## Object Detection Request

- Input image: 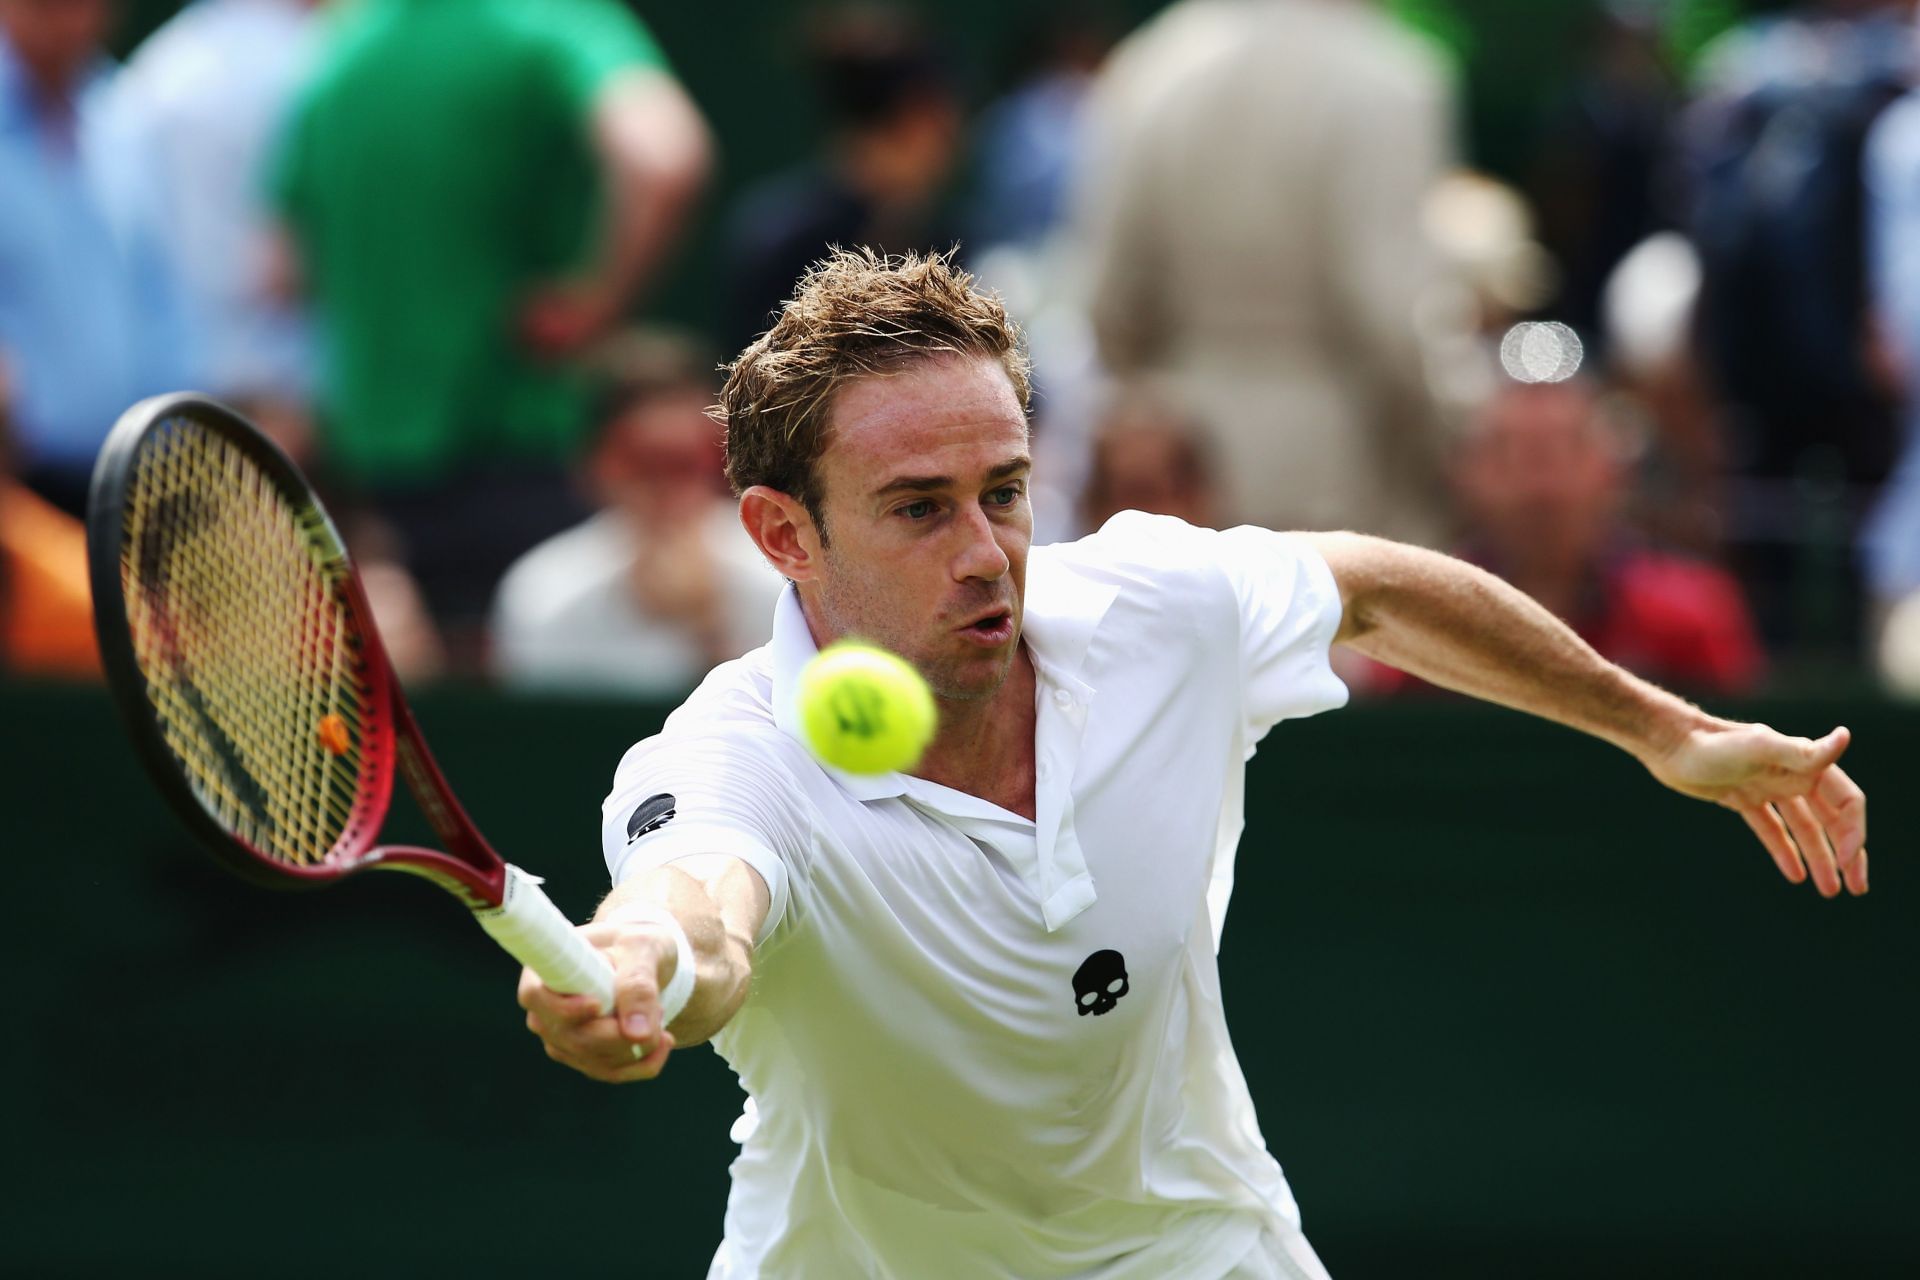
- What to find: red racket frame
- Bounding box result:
[88,393,512,910]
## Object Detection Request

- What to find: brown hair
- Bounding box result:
[718,247,1031,534]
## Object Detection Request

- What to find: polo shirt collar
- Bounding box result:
[768,561,1121,931]
[770,586,909,802]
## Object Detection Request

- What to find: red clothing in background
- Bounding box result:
[1370,545,1764,697]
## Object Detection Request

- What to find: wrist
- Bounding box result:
[1618,677,1718,765]
[602,900,698,1023]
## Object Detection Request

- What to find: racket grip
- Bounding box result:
[474,864,617,1013]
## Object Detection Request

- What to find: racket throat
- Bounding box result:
[366,846,505,909]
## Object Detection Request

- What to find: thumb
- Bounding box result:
[1792,726,1850,772]
[613,950,664,1042]
[1758,725,1847,776]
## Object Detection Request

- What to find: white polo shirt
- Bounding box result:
[601,512,1349,1279]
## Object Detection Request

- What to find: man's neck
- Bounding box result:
[913,644,1038,820]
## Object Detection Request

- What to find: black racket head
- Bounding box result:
[86,394,397,890]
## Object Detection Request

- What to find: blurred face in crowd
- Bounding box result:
[800,354,1032,703]
[1455,380,1621,580]
[0,0,111,90]
[1082,409,1217,532]
[591,382,727,533]
[885,92,962,202]
[842,89,962,208]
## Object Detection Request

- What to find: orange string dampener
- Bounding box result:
[316,713,351,756]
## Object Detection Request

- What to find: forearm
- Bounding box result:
[588,73,710,303]
[1308,532,1716,760]
[596,857,756,1047]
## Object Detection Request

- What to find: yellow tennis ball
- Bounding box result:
[798,641,937,775]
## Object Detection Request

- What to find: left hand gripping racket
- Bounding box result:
[87,393,615,1010]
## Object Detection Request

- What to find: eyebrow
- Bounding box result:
[872,456,1032,498]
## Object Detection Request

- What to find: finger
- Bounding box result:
[555,1008,659,1062]
[615,982,662,1046]
[530,974,664,1062]
[530,990,607,1033]
[1843,845,1870,896]
[579,921,624,948]
[610,941,668,1045]
[1810,764,1868,866]
[543,1037,626,1084]
[539,1025,676,1084]
[1780,795,1840,898]
[523,1002,603,1042]
[605,1032,676,1083]
[1730,727,1850,804]
[1741,804,1806,885]
[519,963,609,1022]
[1776,726,1850,776]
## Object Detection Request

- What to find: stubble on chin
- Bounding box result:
[923,640,1020,704]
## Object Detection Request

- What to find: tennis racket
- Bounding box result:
[86,393,616,1011]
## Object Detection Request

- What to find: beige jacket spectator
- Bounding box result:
[1077,0,1459,545]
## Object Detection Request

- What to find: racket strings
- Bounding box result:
[120,416,377,866]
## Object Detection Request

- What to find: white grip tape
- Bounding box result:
[473,865,616,1013]
[602,902,697,1025]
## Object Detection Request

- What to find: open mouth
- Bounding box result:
[959,611,1015,644]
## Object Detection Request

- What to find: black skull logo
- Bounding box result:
[1073,949,1129,1016]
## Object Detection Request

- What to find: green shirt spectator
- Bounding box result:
[274,0,708,488]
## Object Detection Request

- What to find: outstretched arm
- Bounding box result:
[518,853,768,1082]
[520,70,713,355]
[1304,531,1869,897]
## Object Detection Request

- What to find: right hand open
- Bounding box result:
[518,920,681,1082]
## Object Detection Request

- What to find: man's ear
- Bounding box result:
[739,485,822,581]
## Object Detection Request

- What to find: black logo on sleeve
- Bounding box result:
[1073,950,1129,1016]
[625,793,678,843]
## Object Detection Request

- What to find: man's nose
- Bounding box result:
[952,502,1011,582]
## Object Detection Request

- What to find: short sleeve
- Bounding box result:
[600,729,809,948]
[1074,513,1349,741]
[1212,525,1350,736]
[529,0,672,114]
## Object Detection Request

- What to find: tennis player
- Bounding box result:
[519,250,1867,1279]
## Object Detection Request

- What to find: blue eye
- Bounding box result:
[900,499,937,520]
[989,485,1023,506]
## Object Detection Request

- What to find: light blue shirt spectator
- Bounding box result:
[0,35,197,479]
[968,71,1092,252]
[118,0,315,403]
[1863,91,1920,600]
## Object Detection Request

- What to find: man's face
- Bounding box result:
[0,0,111,88]
[594,385,726,532]
[803,354,1032,703]
[1456,382,1619,576]
[1084,420,1214,531]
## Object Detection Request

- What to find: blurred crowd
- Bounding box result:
[7,0,1920,701]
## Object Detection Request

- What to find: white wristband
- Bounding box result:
[604,902,697,1024]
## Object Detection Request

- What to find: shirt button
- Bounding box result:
[1052,688,1073,707]
[1037,760,1053,782]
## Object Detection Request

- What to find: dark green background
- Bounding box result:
[4,680,1913,1276]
